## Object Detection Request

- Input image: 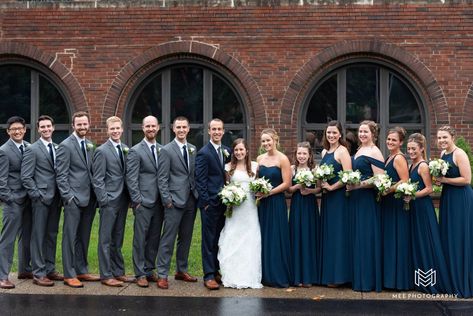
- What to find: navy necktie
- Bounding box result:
[19,144,24,155]
[151,145,157,165]
[117,144,124,168]
[81,140,87,163]
[48,143,54,165]
[182,145,189,170]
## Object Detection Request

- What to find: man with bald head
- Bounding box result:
[126,116,164,288]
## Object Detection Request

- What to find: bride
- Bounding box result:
[218,138,263,289]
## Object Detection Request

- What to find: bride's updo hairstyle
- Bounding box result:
[228,138,254,178]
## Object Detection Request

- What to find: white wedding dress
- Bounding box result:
[218,162,263,289]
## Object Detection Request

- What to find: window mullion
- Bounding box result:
[379,68,389,152]
[162,70,171,144]
[203,70,212,144]
[339,69,346,135]
[31,70,40,142]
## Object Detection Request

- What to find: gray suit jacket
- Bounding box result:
[125,139,162,209]
[92,140,129,208]
[21,139,58,206]
[158,140,198,208]
[56,134,94,207]
[0,139,30,204]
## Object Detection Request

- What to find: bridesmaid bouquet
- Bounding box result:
[338,170,361,197]
[428,158,449,178]
[294,169,316,187]
[394,180,418,211]
[218,182,247,218]
[313,163,335,182]
[249,177,273,206]
[368,172,393,202]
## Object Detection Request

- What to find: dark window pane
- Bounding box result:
[306,75,337,124]
[345,128,359,156]
[221,129,244,149]
[132,75,162,124]
[346,66,379,124]
[171,67,203,123]
[212,75,243,123]
[389,74,421,123]
[186,128,204,150]
[39,75,69,124]
[0,65,31,123]
[52,130,70,144]
[304,130,325,157]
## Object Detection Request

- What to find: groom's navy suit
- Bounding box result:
[195,142,231,281]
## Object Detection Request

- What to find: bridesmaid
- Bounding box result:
[405,133,452,294]
[319,121,352,287]
[347,120,384,292]
[382,127,413,290]
[437,126,473,298]
[288,142,320,287]
[256,128,292,288]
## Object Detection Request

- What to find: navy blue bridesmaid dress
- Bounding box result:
[319,152,352,286]
[289,171,320,286]
[381,154,413,290]
[439,151,473,298]
[409,162,453,294]
[350,155,384,292]
[258,165,292,288]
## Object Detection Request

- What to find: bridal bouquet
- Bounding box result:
[338,170,361,197]
[218,182,247,218]
[368,172,393,202]
[394,179,418,211]
[249,177,273,206]
[429,158,449,178]
[294,169,315,187]
[313,163,335,182]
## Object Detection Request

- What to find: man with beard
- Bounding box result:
[126,115,164,288]
[56,111,99,288]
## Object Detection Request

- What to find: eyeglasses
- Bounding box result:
[7,127,25,132]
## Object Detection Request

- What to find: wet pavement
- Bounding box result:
[1,274,472,315]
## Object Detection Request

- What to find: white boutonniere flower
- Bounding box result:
[157,147,161,154]
[188,147,195,155]
[54,145,59,150]
[122,145,129,155]
[223,149,230,158]
[86,143,96,151]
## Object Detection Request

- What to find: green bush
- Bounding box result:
[455,136,473,187]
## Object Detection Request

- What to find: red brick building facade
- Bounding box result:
[0,2,472,157]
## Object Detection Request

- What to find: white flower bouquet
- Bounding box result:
[428,158,449,178]
[338,170,361,197]
[249,177,273,206]
[218,182,247,217]
[313,163,335,182]
[394,179,418,211]
[294,169,315,187]
[368,172,393,202]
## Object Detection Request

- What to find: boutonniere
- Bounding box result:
[157,147,162,154]
[188,147,195,155]
[122,145,129,155]
[54,145,59,150]
[86,143,96,151]
[223,149,230,159]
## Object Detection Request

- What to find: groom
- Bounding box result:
[195,118,231,290]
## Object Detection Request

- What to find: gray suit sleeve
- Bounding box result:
[21,146,40,200]
[157,147,171,206]
[125,147,142,206]
[92,147,108,207]
[55,143,74,202]
[0,149,11,203]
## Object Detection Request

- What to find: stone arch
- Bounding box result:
[463,83,473,124]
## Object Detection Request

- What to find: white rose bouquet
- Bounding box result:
[368,172,393,202]
[218,182,247,218]
[429,158,449,178]
[313,163,335,182]
[394,179,418,211]
[249,177,273,206]
[338,170,361,197]
[294,169,315,187]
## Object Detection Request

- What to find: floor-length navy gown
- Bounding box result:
[381,155,413,290]
[319,152,351,285]
[409,162,453,294]
[350,155,384,292]
[289,172,320,286]
[439,151,473,298]
[258,165,292,288]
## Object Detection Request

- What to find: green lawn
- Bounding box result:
[7,208,204,277]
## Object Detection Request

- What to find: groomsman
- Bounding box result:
[92,116,132,287]
[195,118,231,290]
[156,116,199,289]
[126,115,164,288]
[56,111,99,288]
[0,116,32,289]
[21,115,63,287]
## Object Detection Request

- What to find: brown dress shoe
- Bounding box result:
[77,273,101,282]
[136,277,149,288]
[215,272,223,285]
[46,271,64,281]
[33,276,54,287]
[0,279,15,289]
[204,279,220,290]
[157,278,169,289]
[63,278,83,288]
[115,275,135,283]
[146,273,158,282]
[175,272,197,282]
[101,278,124,287]
[17,272,33,280]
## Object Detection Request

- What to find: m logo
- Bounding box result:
[415,268,436,287]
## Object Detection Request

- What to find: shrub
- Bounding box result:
[455,136,473,187]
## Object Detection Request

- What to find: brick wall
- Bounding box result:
[1,4,472,156]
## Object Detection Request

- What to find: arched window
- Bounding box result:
[301,62,426,157]
[127,63,246,148]
[0,64,71,144]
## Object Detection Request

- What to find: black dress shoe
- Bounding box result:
[17,272,33,280]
